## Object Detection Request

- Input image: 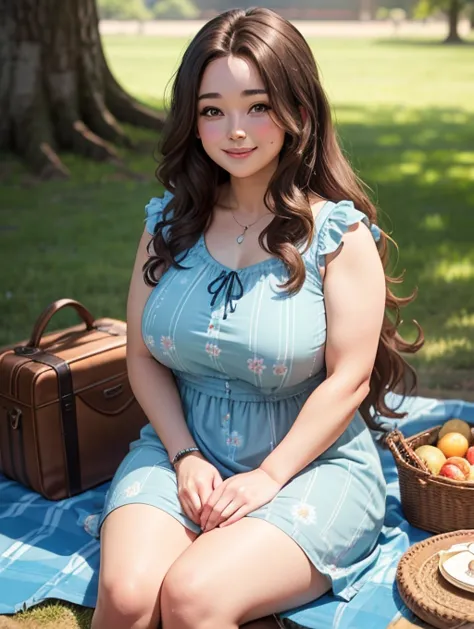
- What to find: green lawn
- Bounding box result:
[0,35,474,625]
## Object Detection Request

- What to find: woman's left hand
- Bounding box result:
[200,468,282,532]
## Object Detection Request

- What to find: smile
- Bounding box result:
[223,148,257,159]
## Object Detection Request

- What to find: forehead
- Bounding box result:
[199,55,264,94]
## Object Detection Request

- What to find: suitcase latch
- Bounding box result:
[8,408,22,430]
[103,384,123,399]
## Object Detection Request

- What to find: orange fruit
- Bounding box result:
[437,432,469,458]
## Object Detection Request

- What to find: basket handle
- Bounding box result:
[386,429,430,474]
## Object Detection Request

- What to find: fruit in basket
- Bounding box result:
[436,432,469,458]
[438,418,472,444]
[444,456,471,478]
[438,462,468,481]
[414,445,446,475]
[469,465,474,481]
[467,447,474,466]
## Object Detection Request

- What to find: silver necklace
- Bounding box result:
[231,210,270,245]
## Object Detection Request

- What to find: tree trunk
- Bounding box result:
[0,0,164,178]
[445,0,464,43]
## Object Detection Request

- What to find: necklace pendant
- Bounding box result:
[236,233,245,245]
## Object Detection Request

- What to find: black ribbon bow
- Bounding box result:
[207,270,244,320]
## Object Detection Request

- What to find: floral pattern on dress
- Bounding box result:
[123,481,142,498]
[226,431,243,448]
[161,335,174,352]
[206,342,221,357]
[83,513,100,537]
[247,357,266,375]
[291,502,316,525]
[273,362,288,376]
[144,335,155,348]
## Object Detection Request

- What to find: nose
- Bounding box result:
[228,122,246,141]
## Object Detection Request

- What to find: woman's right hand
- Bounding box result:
[174,453,223,526]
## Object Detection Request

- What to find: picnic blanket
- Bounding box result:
[1,391,474,628]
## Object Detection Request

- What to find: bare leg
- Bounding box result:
[92,504,197,629]
[161,517,330,629]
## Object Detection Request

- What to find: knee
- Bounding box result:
[94,574,159,629]
[161,563,221,628]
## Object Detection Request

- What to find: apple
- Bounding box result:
[414,445,446,475]
[438,418,472,444]
[437,432,469,459]
[444,456,471,478]
[467,447,474,466]
[439,462,467,481]
[468,466,474,482]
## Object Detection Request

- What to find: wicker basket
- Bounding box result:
[386,427,474,534]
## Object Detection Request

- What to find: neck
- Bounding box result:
[225,158,278,220]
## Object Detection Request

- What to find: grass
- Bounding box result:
[1,32,474,627]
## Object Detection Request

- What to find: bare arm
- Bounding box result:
[260,221,386,485]
[126,228,197,463]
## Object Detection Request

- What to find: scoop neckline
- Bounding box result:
[196,199,332,274]
[196,233,282,274]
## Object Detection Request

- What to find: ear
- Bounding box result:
[299,106,308,124]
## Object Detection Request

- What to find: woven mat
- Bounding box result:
[397,530,474,629]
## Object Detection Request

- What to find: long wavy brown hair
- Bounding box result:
[144,7,424,433]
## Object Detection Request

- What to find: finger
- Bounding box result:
[203,495,235,532]
[200,483,225,529]
[188,489,202,515]
[179,494,200,525]
[218,505,249,528]
[212,472,223,489]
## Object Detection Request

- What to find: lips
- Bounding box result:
[223,148,257,159]
[224,148,256,154]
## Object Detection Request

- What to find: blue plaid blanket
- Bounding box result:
[1,392,474,628]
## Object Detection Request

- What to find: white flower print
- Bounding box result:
[291,502,316,525]
[273,362,288,376]
[247,357,266,375]
[123,481,141,498]
[226,431,243,448]
[145,335,155,348]
[205,342,221,357]
[160,335,174,352]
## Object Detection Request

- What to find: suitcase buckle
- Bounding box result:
[14,346,40,356]
[8,408,22,430]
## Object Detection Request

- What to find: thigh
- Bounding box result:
[98,504,197,608]
[162,516,330,625]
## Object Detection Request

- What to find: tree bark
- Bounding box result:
[445,0,464,43]
[1,0,164,178]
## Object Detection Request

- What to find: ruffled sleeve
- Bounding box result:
[144,190,174,235]
[316,200,381,269]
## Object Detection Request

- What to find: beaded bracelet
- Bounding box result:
[171,447,200,466]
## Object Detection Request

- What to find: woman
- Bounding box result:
[92,8,422,629]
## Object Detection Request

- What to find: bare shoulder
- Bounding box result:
[309,194,329,221]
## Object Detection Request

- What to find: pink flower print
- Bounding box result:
[273,362,288,376]
[226,431,243,448]
[247,357,267,375]
[160,336,174,352]
[205,342,221,357]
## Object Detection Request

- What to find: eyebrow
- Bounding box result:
[197,88,268,101]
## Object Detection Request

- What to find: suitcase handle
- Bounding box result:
[27,299,96,348]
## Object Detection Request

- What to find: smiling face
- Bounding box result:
[196,55,286,180]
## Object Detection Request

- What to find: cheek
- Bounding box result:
[198,121,223,145]
[252,118,284,146]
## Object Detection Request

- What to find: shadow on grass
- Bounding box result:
[1,104,473,373]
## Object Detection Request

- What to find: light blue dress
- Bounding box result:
[99,191,387,604]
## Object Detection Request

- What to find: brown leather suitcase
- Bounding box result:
[0,299,147,500]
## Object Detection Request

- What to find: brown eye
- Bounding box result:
[200,107,221,117]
